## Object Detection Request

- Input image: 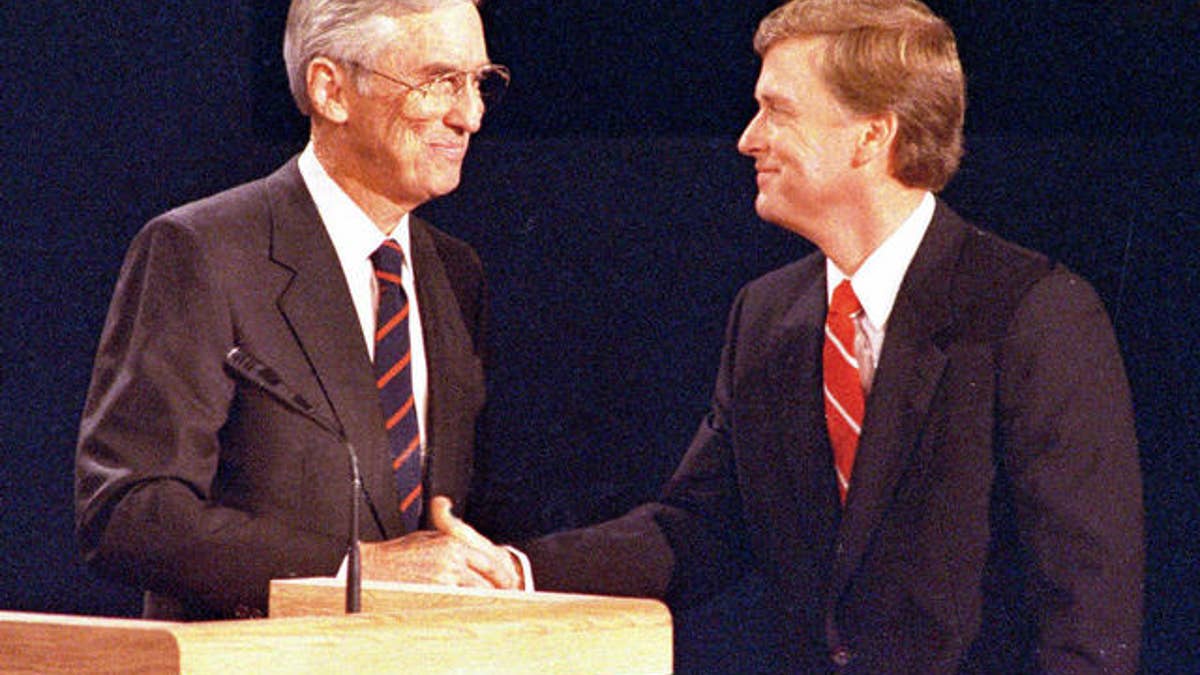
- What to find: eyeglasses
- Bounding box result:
[349,61,511,109]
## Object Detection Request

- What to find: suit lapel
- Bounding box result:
[263,160,397,531]
[735,260,843,609]
[827,202,967,603]
[409,218,483,508]
[766,269,839,508]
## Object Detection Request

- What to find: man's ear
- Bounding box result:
[853,110,899,169]
[307,56,351,124]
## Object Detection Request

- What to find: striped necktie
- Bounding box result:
[823,280,865,504]
[371,240,423,531]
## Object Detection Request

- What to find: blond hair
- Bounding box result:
[755,0,965,190]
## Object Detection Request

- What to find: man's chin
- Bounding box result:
[422,172,464,201]
[753,194,778,223]
[431,181,462,200]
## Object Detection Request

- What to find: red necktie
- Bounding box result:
[824,280,865,504]
[371,240,423,531]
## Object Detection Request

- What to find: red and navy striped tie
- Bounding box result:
[371,240,423,532]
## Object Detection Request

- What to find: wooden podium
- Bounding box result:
[0,579,672,673]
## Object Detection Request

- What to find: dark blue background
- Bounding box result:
[3,1,1197,671]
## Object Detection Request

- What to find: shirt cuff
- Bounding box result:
[504,545,535,591]
[337,549,531,591]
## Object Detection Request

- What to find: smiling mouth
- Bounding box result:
[429,140,469,160]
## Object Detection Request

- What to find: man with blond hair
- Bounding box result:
[519,1,1144,671]
[76,0,518,620]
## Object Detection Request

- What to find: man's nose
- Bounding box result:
[446,85,484,133]
[737,111,765,156]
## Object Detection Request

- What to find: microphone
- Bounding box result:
[223,346,385,613]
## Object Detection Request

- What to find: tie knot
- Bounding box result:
[371,239,406,283]
[830,280,862,317]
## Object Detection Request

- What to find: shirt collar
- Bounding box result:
[298,142,412,267]
[827,191,935,328]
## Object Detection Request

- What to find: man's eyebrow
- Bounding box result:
[756,90,794,110]
[410,60,488,77]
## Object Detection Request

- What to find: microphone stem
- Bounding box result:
[346,444,363,614]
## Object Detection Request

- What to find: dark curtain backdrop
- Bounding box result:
[3,2,1197,672]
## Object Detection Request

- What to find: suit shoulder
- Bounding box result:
[739,251,824,306]
[746,251,822,291]
[938,208,1105,337]
[963,228,1100,312]
[156,175,273,232]
[142,160,302,240]
[410,218,487,342]
[957,221,1054,281]
[129,162,306,265]
[416,218,484,284]
[708,252,826,345]
[930,205,1048,297]
[423,221,482,266]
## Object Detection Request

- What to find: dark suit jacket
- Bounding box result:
[524,202,1144,673]
[75,158,488,620]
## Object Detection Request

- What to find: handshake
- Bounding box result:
[357,496,525,591]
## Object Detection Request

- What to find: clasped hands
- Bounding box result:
[357,496,524,590]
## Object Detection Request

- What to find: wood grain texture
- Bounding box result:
[0,580,671,673]
[269,577,673,673]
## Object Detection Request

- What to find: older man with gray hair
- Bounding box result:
[76,0,515,620]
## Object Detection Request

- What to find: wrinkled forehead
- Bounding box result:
[374,3,489,73]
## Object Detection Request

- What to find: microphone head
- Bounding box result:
[224,346,317,415]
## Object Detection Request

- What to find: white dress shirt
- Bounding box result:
[826,191,936,392]
[297,143,430,450]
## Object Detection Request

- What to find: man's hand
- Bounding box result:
[358,496,522,589]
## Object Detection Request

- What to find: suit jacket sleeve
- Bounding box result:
[520,288,755,603]
[75,216,343,618]
[995,269,1144,672]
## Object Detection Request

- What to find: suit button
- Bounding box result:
[830,645,853,667]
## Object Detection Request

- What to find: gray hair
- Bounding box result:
[283,0,481,115]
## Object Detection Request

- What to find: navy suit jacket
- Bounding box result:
[75,158,488,619]
[524,201,1144,673]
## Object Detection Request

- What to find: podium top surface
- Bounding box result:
[2,579,671,674]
